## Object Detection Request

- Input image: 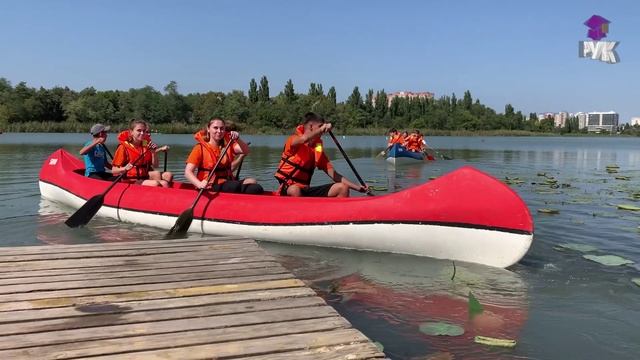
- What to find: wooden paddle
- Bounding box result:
[167,138,235,237]
[234,142,251,180]
[425,145,452,160]
[327,130,373,196]
[65,147,148,228]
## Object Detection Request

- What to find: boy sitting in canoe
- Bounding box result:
[275,112,368,197]
[79,123,117,180]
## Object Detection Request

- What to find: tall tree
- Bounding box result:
[347,86,362,108]
[463,90,472,110]
[284,79,296,103]
[248,78,258,103]
[375,90,388,119]
[327,86,337,106]
[258,75,270,102]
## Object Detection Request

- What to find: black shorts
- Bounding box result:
[281,183,334,197]
[88,172,117,181]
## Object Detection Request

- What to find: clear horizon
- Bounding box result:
[1,1,638,122]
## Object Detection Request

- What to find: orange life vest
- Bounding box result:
[192,130,235,185]
[406,134,422,152]
[388,133,403,146]
[275,125,328,188]
[115,130,154,179]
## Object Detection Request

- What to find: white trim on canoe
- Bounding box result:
[40,181,532,268]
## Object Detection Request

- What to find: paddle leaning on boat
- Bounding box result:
[40,112,534,268]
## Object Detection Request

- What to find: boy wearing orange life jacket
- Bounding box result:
[274,112,368,197]
[184,118,263,194]
[111,119,172,187]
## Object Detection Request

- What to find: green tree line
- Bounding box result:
[0,76,576,134]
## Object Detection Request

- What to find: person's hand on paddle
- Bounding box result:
[229,131,239,141]
[147,141,158,151]
[195,179,210,190]
[320,123,332,134]
[358,184,371,194]
[155,145,170,153]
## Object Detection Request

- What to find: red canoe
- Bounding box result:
[39,149,534,268]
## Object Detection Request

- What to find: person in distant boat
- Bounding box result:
[111,119,173,187]
[184,118,263,194]
[401,130,410,147]
[79,123,117,180]
[275,112,368,197]
[406,129,424,152]
[378,128,405,156]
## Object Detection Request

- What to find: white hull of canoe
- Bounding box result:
[40,181,533,268]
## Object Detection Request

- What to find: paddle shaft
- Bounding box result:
[163,151,168,172]
[102,144,114,160]
[234,142,250,180]
[327,130,370,193]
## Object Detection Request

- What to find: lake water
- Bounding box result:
[1,133,640,359]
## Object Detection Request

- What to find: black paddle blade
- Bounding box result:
[167,208,194,237]
[65,195,105,228]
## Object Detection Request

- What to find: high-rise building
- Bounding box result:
[586,111,619,132]
[386,91,434,106]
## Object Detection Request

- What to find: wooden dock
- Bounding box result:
[0,236,385,359]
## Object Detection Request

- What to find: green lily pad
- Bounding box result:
[537,172,547,177]
[617,204,640,211]
[369,186,388,191]
[373,341,384,351]
[419,322,464,336]
[474,336,517,348]
[606,164,620,169]
[538,208,559,214]
[583,254,634,266]
[557,243,598,253]
[429,176,438,180]
[615,176,631,181]
[632,278,640,287]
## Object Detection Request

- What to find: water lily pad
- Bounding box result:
[373,341,384,351]
[615,176,631,181]
[557,243,598,253]
[606,164,620,168]
[617,204,640,211]
[537,172,547,177]
[538,208,559,214]
[474,336,517,348]
[583,254,634,266]
[369,186,388,191]
[419,322,464,336]
[632,278,640,287]
[429,176,438,180]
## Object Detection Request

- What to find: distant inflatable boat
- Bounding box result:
[386,143,430,164]
[39,148,534,268]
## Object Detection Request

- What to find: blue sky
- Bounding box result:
[1,0,638,122]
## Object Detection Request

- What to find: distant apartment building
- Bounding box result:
[573,112,588,129]
[386,91,434,106]
[586,111,619,132]
[537,112,554,121]
[630,117,640,126]
[554,111,569,128]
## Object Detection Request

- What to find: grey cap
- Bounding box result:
[90,123,110,135]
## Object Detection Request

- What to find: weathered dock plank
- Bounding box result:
[0,237,385,359]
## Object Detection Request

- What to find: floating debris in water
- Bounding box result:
[617,204,640,211]
[474,336,517,348]
[556,243,598,253]
[419,322,465,336]
[538,208,559,214]
[583,254,634,266]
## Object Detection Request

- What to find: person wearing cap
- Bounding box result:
[274,112,368,197]
[79,123,117,180]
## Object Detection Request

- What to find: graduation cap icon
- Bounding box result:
[584,15,610,41]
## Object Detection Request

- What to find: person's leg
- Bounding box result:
[213,180,242,193]
[286,185,303,197]
[141,179,162,187]
[300,183,336,197]
[161,171,173,183]
[240,179,263,194]
[327,183,350,197]
[148,171,162,181]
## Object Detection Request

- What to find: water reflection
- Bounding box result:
[260,242,529,360]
